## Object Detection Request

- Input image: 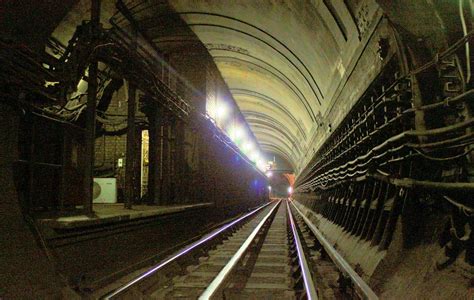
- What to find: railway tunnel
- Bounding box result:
[0,0,473,298]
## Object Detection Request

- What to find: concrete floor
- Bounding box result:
[37,203,213,229]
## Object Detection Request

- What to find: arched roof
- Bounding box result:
[129,0,363,172]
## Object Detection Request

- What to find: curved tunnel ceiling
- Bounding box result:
[168,0,355,171]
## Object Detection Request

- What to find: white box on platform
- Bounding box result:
[93,178,117,204]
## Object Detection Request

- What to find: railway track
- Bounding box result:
[102,199,378,299]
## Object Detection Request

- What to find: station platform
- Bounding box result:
[37,203,213,229]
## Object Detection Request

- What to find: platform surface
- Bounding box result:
[37,203,213,229]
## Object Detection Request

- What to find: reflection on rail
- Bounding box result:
[198,200,281,299]
[290,201,379,300]
[103,201,273,299]
[103,199,379,299]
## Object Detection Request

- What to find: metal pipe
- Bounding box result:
[147,105,160,205]
[125,81,136,209]
[371,172,474,191]
[161,114,171,204]
[83,0,101,215]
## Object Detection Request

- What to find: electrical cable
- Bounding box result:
[298,30,474,186]
[299,131,474,189]
[409,30,474,76]
[412,147,474,161]
[459,0,471,83]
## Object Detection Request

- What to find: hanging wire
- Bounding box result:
[412,147,474,161]
[459,0,471,83]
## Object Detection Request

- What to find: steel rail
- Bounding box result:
[286,200,319,300]
[198,200,281,300]
[290,201,379,300]
[102,200,274,299]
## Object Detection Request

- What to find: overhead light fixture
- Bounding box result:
[243,142,253,152]
[216,102,228,119]
[234,126,243,139]
[228,125,244,143]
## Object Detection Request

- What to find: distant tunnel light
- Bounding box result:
[268,186,272,191]
[288,186,293,194]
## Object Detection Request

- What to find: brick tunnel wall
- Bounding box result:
[94,87,128,187]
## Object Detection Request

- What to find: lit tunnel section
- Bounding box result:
[102,0,361,177]
[163,0,345,173]
[205,93,268,171]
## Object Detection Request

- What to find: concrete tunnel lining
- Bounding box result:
[164,0,361,170]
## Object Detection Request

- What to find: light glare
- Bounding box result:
[216,103,228,119]
[256,159,266,171]
[243,142,253,152]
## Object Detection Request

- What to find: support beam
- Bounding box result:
[170,118,177,203]
[83,0,100,214]
[161,113,171,204]
[27,119,36,213]
[174,120,186,203]
[125,81,136,209]
[148,104,161,205]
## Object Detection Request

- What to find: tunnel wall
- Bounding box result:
[0,103,67,299]
[294,14,400,279]
[3,0,269,212]
[294,2,473,298]
[0,1,269,297]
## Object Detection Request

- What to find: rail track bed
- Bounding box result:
[103,200,378,299]
[152,201,292,299]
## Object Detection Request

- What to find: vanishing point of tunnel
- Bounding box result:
[0,0,473,299]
